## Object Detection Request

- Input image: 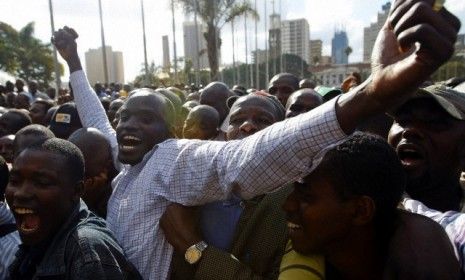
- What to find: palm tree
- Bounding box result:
[176,0,257,81]
[344,46,353,65]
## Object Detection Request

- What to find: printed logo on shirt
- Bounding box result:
[55,113,71,123]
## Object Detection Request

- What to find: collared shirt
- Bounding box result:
[0,202,20,280]
[9,201,141,280]
[70,70,347,280]
[402,198,465,272]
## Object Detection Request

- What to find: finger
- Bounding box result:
[390,0,434,28]
[398,23,455,64]
[394,2,458,42]
[439,8,462,32]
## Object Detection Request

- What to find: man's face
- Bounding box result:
[283,172,354,255]
[226,96,277,140]
[5,149,79,245]
[388,98,465,185]
[0,135,15,162]
[108,100,124,123]
[286,91,322,118]
[29,82,38,94]
[116,94,171,165]
[29,102,47,125]
[269,78,297,106]
[14,95,30,110]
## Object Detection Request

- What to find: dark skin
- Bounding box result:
[268,74,299,107]
[285,89,323,118]
[162,94,282,255]
[182,105,219,140]
[388,98,465,211]
[107,99,124,124]
[29,102,48,125]
[0,134,15,163]
[53,0,460,258]
[0,112,25,137]
[199,83,230,124]
[14,94,30,110]
[5,149,82,245]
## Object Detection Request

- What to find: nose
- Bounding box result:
[401,121,425,141]
[10,181,35,203]
[118,115,138,132]
[240,119,258,134]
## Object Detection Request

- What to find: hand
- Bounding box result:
[52,26,82,73]
[337,0,461,133]
[160,203,203,254]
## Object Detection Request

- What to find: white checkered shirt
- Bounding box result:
[70,70,347,280]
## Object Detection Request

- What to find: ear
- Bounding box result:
[73,180,85,201]
[351,196,376,226]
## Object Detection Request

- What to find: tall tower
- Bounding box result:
[162,35,171,70]
[331,30,349,64]
[363,2,391,62]
[281,19,310,63]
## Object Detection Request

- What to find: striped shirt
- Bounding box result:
[70,70,347,280]
[0,202,20,280]
[402,198,465,272]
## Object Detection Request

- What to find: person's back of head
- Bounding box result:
[68,128,115,218]
[199,82,231,123]
[182,105,220,140]
[0,109,32,137]
[13,124,55,159]
[299,79,316,89]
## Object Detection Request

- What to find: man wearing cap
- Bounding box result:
[388,85,465,271]
[48,102,83,139]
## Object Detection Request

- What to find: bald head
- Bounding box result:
[199,82,231,123]
[183,105,219,140]
[285,89,323,118]
[268,73,300,106]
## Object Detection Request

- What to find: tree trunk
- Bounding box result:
[205,22,219,81]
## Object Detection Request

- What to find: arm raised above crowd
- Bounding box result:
[52,27,118,160]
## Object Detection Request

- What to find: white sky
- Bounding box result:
[1,0,464,83]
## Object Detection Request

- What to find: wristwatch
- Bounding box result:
[185,241,208,264]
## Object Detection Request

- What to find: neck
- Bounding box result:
[326,226,385,280]
[407,176,462,211]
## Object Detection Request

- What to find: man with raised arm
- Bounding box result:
[52,0,460,278]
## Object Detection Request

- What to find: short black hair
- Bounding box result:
[33,99,55,112]
[0,155,9,198]
[312,132,405,223]
[26,138,84,184]
[13,124,55,156]
[2,109,32,133]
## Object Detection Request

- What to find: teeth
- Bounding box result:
[123,136,141,141]
[15,208,35,214]
[120,145,136,151]
[287,222,301,229]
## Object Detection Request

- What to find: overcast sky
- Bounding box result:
[2,0,465,83]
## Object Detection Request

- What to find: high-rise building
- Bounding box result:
[363,2,391,62]
[162,35,170,70]
[252,49,268,64]
[269,13,281,60]
[183,21,209,70]
[281,19,310,63]
[331,30,349,64]
[85,46,125,85]
[310,39,322,65]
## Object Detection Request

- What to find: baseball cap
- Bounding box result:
[48,102,83,139]
[392,84,465,120]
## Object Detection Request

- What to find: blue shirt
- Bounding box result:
[0,202,20,280]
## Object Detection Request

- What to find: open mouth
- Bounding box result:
[118,135,142,152]
[397,146,424,167]
[14,207,40,234]
[287,221,303,236]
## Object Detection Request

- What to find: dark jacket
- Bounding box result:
[9,201,141,280]
[170,186,292,280]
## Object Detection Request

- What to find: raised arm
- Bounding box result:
[52,27,118,161]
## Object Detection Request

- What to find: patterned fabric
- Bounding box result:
[171,186,292,279]
[8,201,141,280]
[0,203,20,280]
[402,198,465,272]
[70,70,347,280]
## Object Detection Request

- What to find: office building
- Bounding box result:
[85,46,124,85]
[162,35,170,70]
[281,19,310,63]
[331,30,349,64]
[183,21,209,70]
[310,39,322,65]
[363,2,391,62]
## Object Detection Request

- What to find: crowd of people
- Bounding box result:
[0,0,465,279]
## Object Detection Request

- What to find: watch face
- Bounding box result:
[185,247,202,264]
